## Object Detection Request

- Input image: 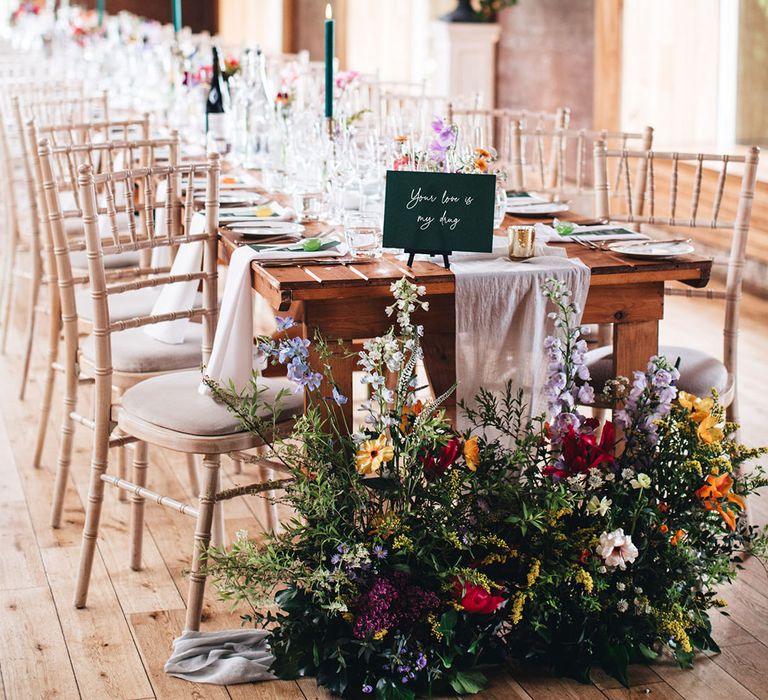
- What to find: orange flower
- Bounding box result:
[659,524,669,534]
[464,436,479,472]
[474,158,488,172]
[474,147,492,159]
[400,400,424,434]
[696,473,745,531]
[670,529,686,546]
[658,501,669,513]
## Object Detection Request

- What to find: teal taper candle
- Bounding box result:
[97,0,104,26]
[324,3,334,119]
[173,0,182,33]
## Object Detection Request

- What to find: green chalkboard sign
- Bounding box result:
[382,170,496,254]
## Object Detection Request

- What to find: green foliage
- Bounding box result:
[203,278,767,696]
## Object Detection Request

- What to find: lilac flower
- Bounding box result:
[278,336,310,364]
[362,685,373,694]
[275,316,296,331]
[286,357,322,392]
[373,544,388,559]
[415,653,427,670]
[332,387,348,405]
[615,356,680,447]
[330,553,341,566]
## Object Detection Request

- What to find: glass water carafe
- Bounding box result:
[232,48,273,169]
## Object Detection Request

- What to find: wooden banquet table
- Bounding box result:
[219,213,713,428]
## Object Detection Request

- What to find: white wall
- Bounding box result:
[621,0,723,148]
[217,0,283,54]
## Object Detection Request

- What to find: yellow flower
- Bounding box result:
[372,629,388,640]
[573,568,594,594]
[355,434,394,475]
[678,391,715,424]
[526,559,541,587]
[464,436,479,471]
[697,414,724,444]
[510,592,527,625]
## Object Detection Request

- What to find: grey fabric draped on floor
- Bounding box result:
[164,630,277,684]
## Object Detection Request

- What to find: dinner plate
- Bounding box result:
[227,222,306,237]
[606,240,695,259]
[507,202,570,216]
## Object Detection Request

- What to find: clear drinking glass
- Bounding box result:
[344,211,383,258]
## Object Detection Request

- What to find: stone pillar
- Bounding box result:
[432,21,502,107]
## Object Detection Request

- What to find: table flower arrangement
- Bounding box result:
[204,279,766,698]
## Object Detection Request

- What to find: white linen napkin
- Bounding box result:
[451,237,591,440]
[199,244,263,394]
[164,630,275,685]
[143,213,206,345]
[150,180,172,268]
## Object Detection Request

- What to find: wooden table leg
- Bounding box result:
[307,334,356,432]
[612,319,660,380]
[420,293,457,424]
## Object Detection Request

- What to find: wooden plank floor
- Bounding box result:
[0,283,766,700]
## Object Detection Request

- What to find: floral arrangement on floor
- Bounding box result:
[203,278,766,698]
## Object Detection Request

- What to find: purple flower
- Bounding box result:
[330,553,341,566]
[372,544,388,559]
[362,685,373,694]
[275,316,296,331]
[332,387,348,405]
[352,573,439,639]
[415,653,427,670]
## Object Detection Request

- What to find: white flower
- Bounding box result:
[587,469,604,489]
[616,582,626,591]
[604,472,616,481]
[325,600,349,613]
[598,566,607,574]
[634,587,643,594]
[621,468,635,480]
[587,495,612,516]
[630,473,651,490]
[351,431,368,445]
[596,528,639,570]
[617,599,629,613]
[235,529,249,541]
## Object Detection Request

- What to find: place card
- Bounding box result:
[382,171,496,254]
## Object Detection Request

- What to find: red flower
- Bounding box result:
[422,437,461,480]
[453,579,505,614]
[543,421,615,480]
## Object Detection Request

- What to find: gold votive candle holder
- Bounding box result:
[508,225,536,260]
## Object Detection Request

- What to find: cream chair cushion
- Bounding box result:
[76,287,160,323]
[65,213,140,269]
[120,370,303,436]
[81,324,203,374]
[585,345,729,397]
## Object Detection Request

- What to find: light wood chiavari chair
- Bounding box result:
[0,90,110,355]
[447,105,571,163]
[586,142,761,428]
[509,124,654,204]
[35,132,211,528]
[66,154,300,631]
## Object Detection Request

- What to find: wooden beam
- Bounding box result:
[594,0,623,131]
[282,0,296,53]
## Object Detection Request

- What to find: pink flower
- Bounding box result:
[335,70,360,90]
[596,528,638,570]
